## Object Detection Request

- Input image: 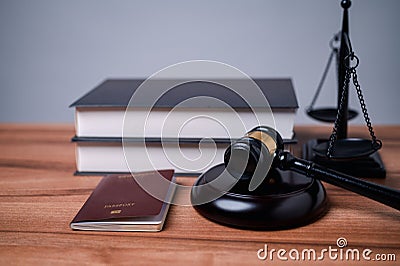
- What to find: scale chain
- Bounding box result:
[308,33,340,111]
[327,67,351,157]
[327,55,382,158]
[351,69,381,149]
[308,49,336,111]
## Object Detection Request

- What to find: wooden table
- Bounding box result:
[0,124,399,265]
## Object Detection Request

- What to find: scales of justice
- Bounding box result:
[191,0,396,230]
[303,0,385,178]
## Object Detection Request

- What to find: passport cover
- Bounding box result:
[70,169,176,232]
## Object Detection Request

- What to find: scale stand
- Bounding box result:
[303,0,386,178]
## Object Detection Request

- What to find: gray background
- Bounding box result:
[1,0,399,124]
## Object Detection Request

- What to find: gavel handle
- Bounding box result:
[278,151,400,211]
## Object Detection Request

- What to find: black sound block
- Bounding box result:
[191,164,329,230]
[303,139,386,178]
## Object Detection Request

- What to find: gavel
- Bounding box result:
[224,126,400,210]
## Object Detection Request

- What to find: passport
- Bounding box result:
[70,169,176,232]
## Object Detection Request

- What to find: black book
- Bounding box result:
[70,78,298,140]
[72,136,296,175]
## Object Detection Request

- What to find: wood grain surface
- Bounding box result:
[0,124,399,265]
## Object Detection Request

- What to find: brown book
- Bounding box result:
[70,169,176,232]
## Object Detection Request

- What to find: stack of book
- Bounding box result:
[70,78,298,175]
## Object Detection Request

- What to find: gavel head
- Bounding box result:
[223,126,284,190]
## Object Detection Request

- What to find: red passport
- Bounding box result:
[70,169,176,232]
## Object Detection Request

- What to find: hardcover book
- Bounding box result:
[72,137,296,175]
[70,170,176,232]
[70,78,298,140]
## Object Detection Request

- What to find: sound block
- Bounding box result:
[191,164,329,230]
[303,139,386,178]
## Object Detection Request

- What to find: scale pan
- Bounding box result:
[307,108,358,123]
[313,138,377,159]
